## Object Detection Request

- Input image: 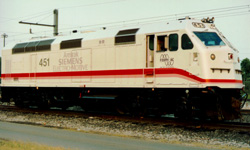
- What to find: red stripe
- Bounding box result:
[1,68,242,84]
[155,68,242,83]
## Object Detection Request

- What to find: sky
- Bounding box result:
[0,0,250,59]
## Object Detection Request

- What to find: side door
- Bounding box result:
[145,35,155,85]
[30,54,36,83]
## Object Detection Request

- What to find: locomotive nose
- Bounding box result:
[205,49,243,88]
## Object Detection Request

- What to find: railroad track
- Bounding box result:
[1,104,250,133]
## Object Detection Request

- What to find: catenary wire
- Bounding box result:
[56,4,250,33]
[2,4,250,40]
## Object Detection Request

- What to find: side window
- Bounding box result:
[25,41,39,52]
[36,39,55,51]
[12,43,28,54]
[157,35,167,51]
[115,28,139,45]
[12,39,55,54]
[60,39,82,49]
[182,34,193,50]
[149,35,154,50]
[169,34,178,51]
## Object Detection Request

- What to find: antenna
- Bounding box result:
[19,9,59,36]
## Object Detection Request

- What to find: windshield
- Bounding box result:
[194,32,226,46]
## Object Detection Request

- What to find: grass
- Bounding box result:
[0,139,70,150]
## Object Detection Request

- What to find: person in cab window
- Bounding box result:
[157,36,166,51]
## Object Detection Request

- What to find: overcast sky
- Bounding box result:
[0,0,249,59]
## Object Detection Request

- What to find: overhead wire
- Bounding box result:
[0,0,129,40]
[58,0,127,9]
[0,10,52,24]
[0,0,127,24]
[3,2,249,33]
[56,4,250,33]
[3,4,250,41]
[20,11,52,23]
[209,11,250,19]
[35,13,53,23]
[174,5,249,17]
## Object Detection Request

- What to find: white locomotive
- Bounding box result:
[0,17,246,120]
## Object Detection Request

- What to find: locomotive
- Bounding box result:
[0,17,246,120]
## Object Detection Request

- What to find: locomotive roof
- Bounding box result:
[52,19,189,43]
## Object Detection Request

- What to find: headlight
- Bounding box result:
[210,54,216,60]
[192,22,205,28]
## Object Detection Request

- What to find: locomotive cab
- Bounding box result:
[185,18,244,120]
[190,19,242,89]
[147,17,244,120]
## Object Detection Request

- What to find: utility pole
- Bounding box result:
[54,9,58,36]
[19,9,59,36]
[1,33,8,47]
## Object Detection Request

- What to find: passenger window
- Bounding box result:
[157,35,167,51]
[149,35,154,50]
[169,34,178,51]
[182,34,193,50]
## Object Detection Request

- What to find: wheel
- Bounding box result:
[115,97,129,115]
[174,97,190,119]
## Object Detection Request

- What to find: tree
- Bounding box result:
[0,57,1,76]
[241,58,250,81]
[0,57,1,83]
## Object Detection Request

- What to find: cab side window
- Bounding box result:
[169,34,178,51]
[157,35,167,51]
[149,35,154,50]
[182,34,193,50]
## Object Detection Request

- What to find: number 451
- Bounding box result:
[39,58,50,67]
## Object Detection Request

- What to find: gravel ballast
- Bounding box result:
[0,109,249,150]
